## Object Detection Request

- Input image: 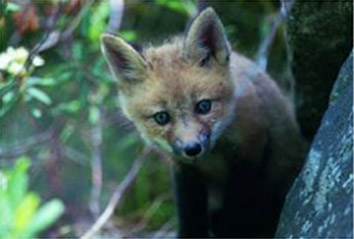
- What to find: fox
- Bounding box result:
[101,7,305,238]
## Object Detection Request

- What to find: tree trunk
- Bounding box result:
[287,0,352,140]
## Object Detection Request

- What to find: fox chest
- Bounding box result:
[197,155,230,212]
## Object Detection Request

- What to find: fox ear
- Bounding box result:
[184,7,230,66]
[101,34,147,85]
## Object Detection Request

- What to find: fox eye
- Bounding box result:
[154,111,170,125]
[196,99,212,114]
[199,52,211,67]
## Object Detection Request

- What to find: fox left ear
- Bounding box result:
[101,34,147,87]
[184,7,230,66]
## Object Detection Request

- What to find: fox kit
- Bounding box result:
[101,7,304,238]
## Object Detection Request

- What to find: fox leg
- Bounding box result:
[172,164,209,237]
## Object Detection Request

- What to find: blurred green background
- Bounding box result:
[0,0,290,237]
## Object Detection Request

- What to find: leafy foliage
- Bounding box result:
[0,157,64,238]
[0,0,287,237]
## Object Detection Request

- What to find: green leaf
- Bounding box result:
[119,30,137,42]
[73,42,83,60]
[7,158,31,211]
[0,93,19,118]
[2,90,15,103]
[0,80,19,118]
[88,106,99,125]
[88,2,109,42]
[26,87,52,105]
[60,124,74,142]
[52,100,81,115]
[5,2,21,12]
[46,64,73,83]
[13,193,40,236]
[155,0,196,16]
[25,199,64,238]
[26,77,57,87]
[31,108,42,118]
[0,157,64,238]
[0,78,16,96]
[92,58,115,83]
[0,182,12,238]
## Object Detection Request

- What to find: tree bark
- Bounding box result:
[287,0,353,140]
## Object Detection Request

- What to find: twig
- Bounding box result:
[24,3,61,70]
[255,0,295,70]
[37,30,61,53]
[47,127,62,194]
[88,0,125,216]
[128,194,170,235]
[89,106,103,218]
[0,129,52,159]
[62,146,90,167]
[80,148,150,239]
[88,0,125,217]
[61,0,94,41]
[152,218,175,238]
[106,0,124,34]
[5,1,60,86]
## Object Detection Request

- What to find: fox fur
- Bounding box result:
[101,7,305,238]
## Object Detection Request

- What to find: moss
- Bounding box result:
[276,52,353,238]
[330,52,353,104]
[287,1,353,140]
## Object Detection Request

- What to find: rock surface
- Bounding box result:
[276,52,353,238]
[287,0,353,140]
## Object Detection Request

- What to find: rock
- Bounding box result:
[287,0,353,140]
[276,51,353,238]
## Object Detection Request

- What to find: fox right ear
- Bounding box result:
[184,7,230,67]
[101,34,147,86]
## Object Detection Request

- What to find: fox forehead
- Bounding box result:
[143,38,185,71]
[121,40,233,119]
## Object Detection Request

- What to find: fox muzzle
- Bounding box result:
[172,132,210,161]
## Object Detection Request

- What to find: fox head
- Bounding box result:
[101,7,236,164]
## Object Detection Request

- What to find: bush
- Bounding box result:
[0,157,64,238]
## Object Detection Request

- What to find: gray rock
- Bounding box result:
[276,51,353,238]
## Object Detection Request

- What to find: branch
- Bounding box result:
[152,218,175,238]
[128,194,170,235]
[106,0,124,34]
[62,146,90,167]
[80,148,150,239]
[88,0,125,217]
[11,3,61,80]
[255,0,295,70]
[0,129,52,159]
[61,0,94,41]
[89,106,103,218]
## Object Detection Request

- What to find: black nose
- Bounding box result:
[184,143,202,157]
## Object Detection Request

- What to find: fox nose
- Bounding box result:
[184,143,202,157]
